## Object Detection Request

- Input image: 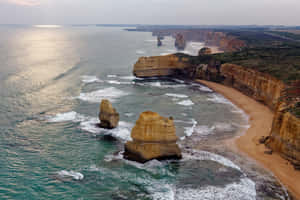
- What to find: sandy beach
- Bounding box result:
[197,79,300,200]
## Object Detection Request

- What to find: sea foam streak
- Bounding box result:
[152,150,256,200]
[76,87,129,103]
[207,94,233,105]
[175,178,256,200]
[183,150,241,171]
[165,93,188,98]
[184,119,198,137]
[57,170,84,180]
[81,75,103,83]
[47,111,86,123]
[177,99,194,106]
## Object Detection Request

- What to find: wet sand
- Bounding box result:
[197,79,300,199]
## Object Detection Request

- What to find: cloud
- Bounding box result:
[0,0,41,6]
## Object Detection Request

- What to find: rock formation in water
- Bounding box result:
[133,54,189,77]
[157,36,162,47]
[124,111,182,163]
[175,33,186,50]
[198,47,212,56]
[99,99,119,129]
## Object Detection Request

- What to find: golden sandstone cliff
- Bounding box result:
[133,54,189,78]
[133,54,300,168]
[124,111,182,163]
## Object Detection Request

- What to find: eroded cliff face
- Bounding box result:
[267,103,300,167]
[220,64,285,110]
[132,54,299,167]
[133,54,190,78]
[191,63,299,167]
[152,30,246,52]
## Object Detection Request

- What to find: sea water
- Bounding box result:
[0,25,288,200]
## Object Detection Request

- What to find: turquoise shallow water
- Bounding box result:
[0,26,289,200]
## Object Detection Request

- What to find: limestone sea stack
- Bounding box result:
[124,111,182,163]
[198,47,212,56]
[157,36,162,47]
[99,99,119,129]
[174,33,186,50]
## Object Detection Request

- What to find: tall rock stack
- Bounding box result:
[99,99,119,129]
[175,33,186,50]
[124,111,182,163]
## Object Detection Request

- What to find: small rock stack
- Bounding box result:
[99,99,119,129]
[124,111,182,163]
[174,33,186,50]
[198,47,212,56]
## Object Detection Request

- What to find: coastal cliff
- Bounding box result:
[195,63,286,110]
[152,30,246,52]
[267,103,300,167]
[133,54,190,77]
[133,54,300,168]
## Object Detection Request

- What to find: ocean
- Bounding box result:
[0,25,289,200]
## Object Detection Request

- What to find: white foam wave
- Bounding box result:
[119,75,143,80]
[145,39,157,42]
[136,50,146,54]
[152,184,175,200]
[184,119,198,137]
[189,42,204,50]
[125,113,134,117]
[175,178,256,200]
[160,52,172,56]
[80,118,133,141]
[48,111,133,141]
[177,99,194,106]
[76,87,129,103]
[165,93,188,98]
[183,150,241,171]
[106,80,132,85]
[47,111,86,123]
[172,78,185,84]
[107,74,117,78]
[194,125,215,136]
[137,81,186,89]
[207,94,233,105]
[81,75,103,83]
[214,122,235,132]
[57,170,84,180]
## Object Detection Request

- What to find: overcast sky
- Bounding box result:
[0,0,299,25]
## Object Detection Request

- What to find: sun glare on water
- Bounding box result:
[34,25,62,28]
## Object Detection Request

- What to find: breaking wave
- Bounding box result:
[47,111,133,141]
[57,170,84,181]
[75,87,129,103]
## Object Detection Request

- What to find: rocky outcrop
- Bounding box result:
[198,47,212,56]
[157,36,162,47]
[175,33,186,50]
[99,99,119,129]
[267,103,300,167]
[124,111,182,163]
[133,54,189,78]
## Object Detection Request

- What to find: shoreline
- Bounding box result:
[196,79,300,200]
